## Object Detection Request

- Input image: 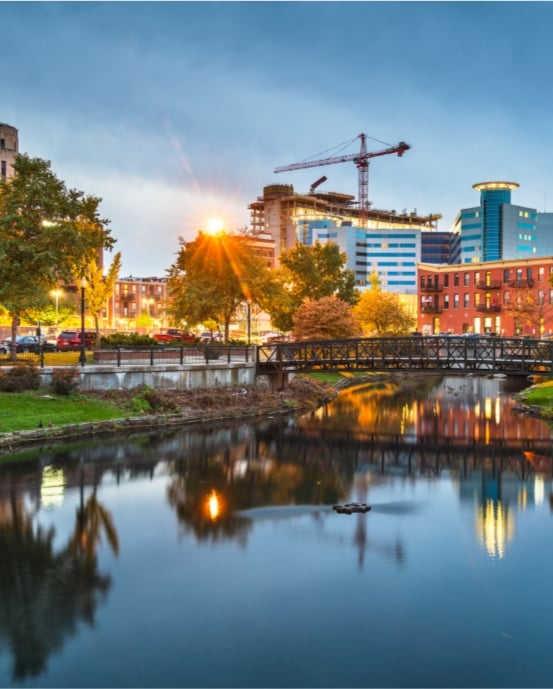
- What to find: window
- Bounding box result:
[453,294,459,308]
[538,290,545,306]
[503,291,510,305]
[454,273,459,287]
[443,295,449,309]
[0,139,4,150]
[0,161,5,179]
[444,274,449,287]
[464,293,469,308]
[420,276,426,288]
[504,268,511,283]
[474,272,480,286]
[463,273,470,286]
[474,293,480,307]
[539,267,545,281]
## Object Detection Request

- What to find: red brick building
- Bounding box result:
[417,257,553,337]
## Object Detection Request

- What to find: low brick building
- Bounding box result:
[417,257,553,337]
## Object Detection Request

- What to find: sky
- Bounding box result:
[3,1,553,277]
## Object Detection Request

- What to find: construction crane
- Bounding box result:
[274,133,410,227]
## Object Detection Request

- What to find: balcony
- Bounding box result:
[508,279,535,288]
[475,304,501,313]
[475,280,501,290]
[420,304,442,314]
[420,284,443,293]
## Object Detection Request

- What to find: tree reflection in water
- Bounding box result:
[0,471,118,681]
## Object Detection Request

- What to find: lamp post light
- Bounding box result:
[79,277,87,366]
[50,288,63,328]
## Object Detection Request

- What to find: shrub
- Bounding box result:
[100,333,159,348]
[0,361,41,392]
[130,386,179,414]
[50,367,80,395]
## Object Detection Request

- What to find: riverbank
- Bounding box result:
[513,378,553,418]
[0,376,339,455]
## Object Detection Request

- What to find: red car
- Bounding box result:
[153,329,196,344]
[56,330,98,350]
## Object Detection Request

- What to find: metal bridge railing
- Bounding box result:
[257,336,553,377]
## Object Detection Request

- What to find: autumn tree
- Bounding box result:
[354,272,415,336]
[267,241,358,332]
[504,286,553,336]
[0,154,114,351]
[292,296,362,340]
[82,252,122,339]
[166,231,271,341]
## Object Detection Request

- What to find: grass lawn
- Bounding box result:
[0,392,127,433]
[518,379,553,410]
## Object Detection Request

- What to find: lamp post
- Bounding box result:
[246,300,251,345]
[79,277,87,366]
[50,288,62,328]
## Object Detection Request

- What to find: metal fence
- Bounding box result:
[0,345,257,368]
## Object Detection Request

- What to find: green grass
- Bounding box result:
[516,379,553,413]
[303,371,375,385]
[0,391,126,433]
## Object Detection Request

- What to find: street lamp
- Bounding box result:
[50,288,63,328]
[246,300,251,345]
[79,277,87,366]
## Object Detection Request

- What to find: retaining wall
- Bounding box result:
[39,362,256,391]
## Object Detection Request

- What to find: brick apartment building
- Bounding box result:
[418,257,553,337]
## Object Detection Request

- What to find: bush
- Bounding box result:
[0,361,41,392]
[100,333,159,348]
[130,386,179,414]
[50,366,80,395]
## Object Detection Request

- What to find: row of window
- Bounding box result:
[421,265,551,288]
[423,290,551,309]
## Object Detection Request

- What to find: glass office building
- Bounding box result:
[452,181,538,263]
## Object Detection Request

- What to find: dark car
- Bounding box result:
[56,330,98,350]
[1,335,57,354]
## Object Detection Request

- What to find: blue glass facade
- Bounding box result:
[453,182,541,264]
[482,188,511,261]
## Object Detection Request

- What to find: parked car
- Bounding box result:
[153,329,196,344]
[199,331,223,343]
[0,335,57,354]
[56,330,98,350]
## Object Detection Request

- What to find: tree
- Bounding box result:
[267,242,358,332]
[83,252,122,339]
[0,154,114,354]
[354,272,415,336]
[292,296,362,340]
[504,285,553,336]
[167,231,271,341]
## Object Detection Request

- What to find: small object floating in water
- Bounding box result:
[333,503,371,514]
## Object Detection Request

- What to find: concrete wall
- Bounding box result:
[40,362,256,391]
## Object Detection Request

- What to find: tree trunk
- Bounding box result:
[10,313,18,362]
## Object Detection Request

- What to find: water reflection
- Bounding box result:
[0,374,552,686]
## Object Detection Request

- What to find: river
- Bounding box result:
[0,374,552,688]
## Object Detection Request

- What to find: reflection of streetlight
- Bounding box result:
[79,277,87,366]
[50,288,63,327]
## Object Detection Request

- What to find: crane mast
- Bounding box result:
[274,134,410,227]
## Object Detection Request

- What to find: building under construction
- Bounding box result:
[249,183,443,295]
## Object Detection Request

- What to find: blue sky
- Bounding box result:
[3,1,553,276]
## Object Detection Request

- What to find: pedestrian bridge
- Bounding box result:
[256,335,553,378]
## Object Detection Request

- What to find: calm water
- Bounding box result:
[1,375,553,688]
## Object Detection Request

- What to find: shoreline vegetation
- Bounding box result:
[1,371,550,458]
[0,375,341,456]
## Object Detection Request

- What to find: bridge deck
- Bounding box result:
[257,335,553,377]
